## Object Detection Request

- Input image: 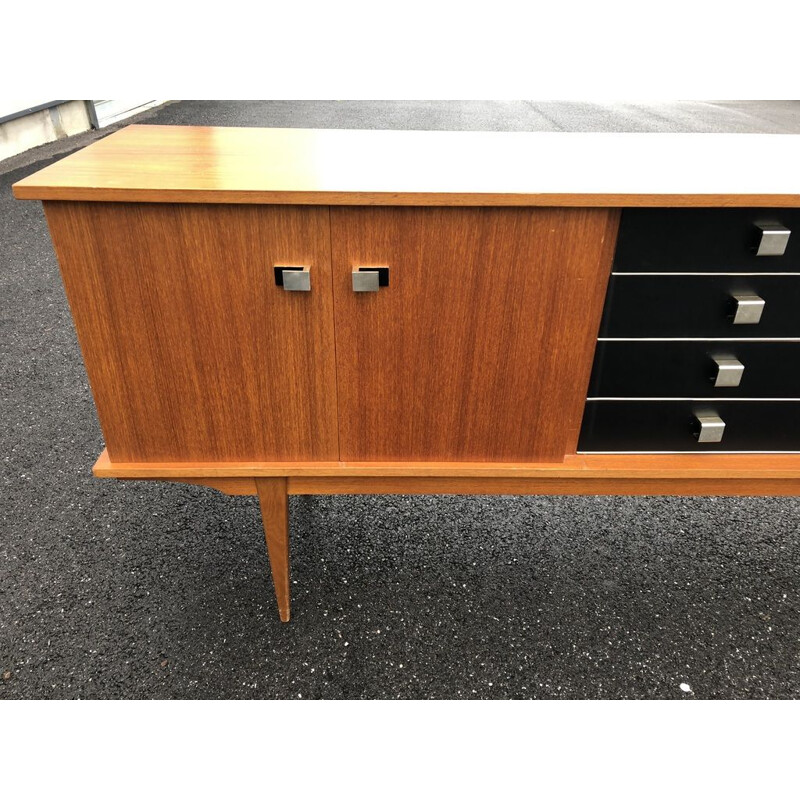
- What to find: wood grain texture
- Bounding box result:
[94,449,800,481]
[92,472,800,497]
[45,201,338,462]
[287,477,800,496]
[331,207,617,461]
[256,478,290,622]
[14,125,800,207]
[563,211,619,454]
[165,478,258,495]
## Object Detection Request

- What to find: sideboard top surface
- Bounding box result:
[13,124,800,206]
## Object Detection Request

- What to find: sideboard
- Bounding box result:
[14,125,800,621]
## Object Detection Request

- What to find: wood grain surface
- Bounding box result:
[14,125,800,207]
[166,478,258,495]
[256,477,290,622]
[45,201,339,462]
[331,207,617,461]
[92,450,800,496]
[286,477,800,496]
[103,475,800,497]
[94,448,800,479]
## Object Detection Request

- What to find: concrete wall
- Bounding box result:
[0,101,92,162]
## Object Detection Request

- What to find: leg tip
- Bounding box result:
[279,608,291,623]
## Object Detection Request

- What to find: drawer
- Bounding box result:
[578,400,800,452]
[599,275,800,339]
[614,208,800,272]
[588,341,800,398]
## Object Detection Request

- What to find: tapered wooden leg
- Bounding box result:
[256,477,290,622]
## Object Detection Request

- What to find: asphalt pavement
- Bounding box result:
[1,101,798,699]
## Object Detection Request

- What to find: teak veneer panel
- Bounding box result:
[331,206,618,461]
[129,476,800,497]
[287,477,800,496]
[93,448,800,479]
[45,202,338,462]
[94,450,800,496]
[13,125,800,207]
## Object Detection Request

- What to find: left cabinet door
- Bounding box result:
[44,202,339,462]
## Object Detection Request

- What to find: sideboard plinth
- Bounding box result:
[94,449,800,621]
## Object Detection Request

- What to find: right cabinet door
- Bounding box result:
[331,207,618,462]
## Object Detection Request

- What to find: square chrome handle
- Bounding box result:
[694,412,725,443]
[731,293,765,325]
[755,223,790,256]
[713,356,744,388]
[352,270,380,292]
[276,266,311,292]
[352,267,389,292]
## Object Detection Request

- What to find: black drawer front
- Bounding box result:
[588,341,800,398]
[578,400,800,452]
[599,275,800,339]
[613,208,800,273]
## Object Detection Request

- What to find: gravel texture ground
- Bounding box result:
[1,101,799,699]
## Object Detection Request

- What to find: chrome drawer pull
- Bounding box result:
[694,412,726,443]
[352,267,389,292]
[712,356,745,388]
[275,266,311,292]
[755,223,791,257]
[731,293,765,325]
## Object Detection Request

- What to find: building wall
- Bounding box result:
[0,101,92,162]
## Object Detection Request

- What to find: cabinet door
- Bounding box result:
[331,207,618,462]
[45,202,338,462]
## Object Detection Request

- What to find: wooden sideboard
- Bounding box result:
[15,124,800,622]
